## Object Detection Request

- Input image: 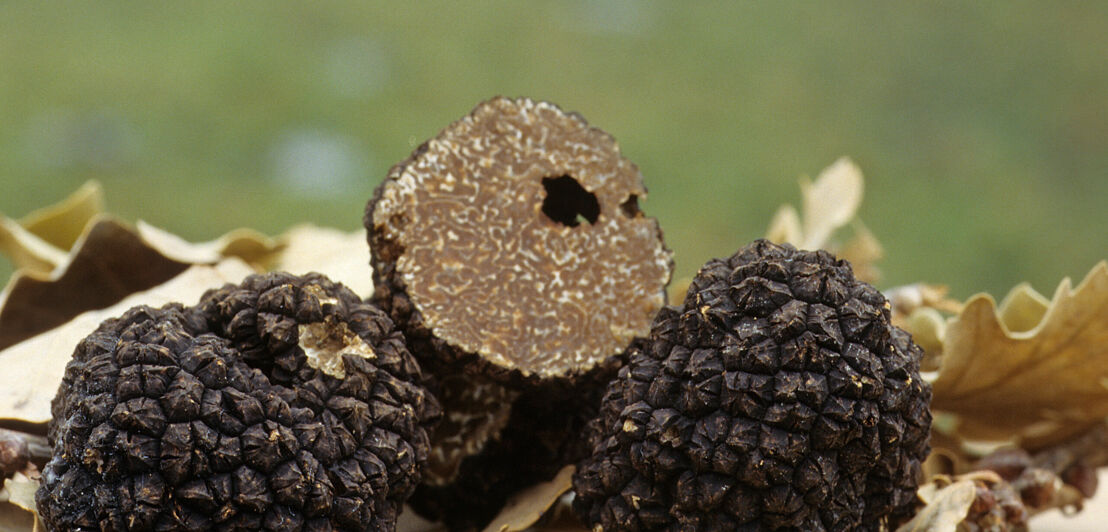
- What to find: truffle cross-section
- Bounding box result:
[366,97,673,529]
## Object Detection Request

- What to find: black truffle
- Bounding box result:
[573,240,932,531]
[366,97,673,529]
[36,272,439,531]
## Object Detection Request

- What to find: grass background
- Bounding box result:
[1,2,1105,300]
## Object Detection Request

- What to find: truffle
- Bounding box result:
[36,272,439,531]
[573,240,932,531]
[366,97,673,528]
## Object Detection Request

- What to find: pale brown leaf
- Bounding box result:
[928,261,1108,448]
[895,479,977,532]
[0,473,40,532]
[996,283,1050,334]
[481,465,575,532]
[900,308,947,372]
[137,222,371,296]
[273,225,373,298]
[800,157,863,250]
[0,220,65,275]
[17,181,104,252]
[765,157,882,281]
[0,503,34,532]
[0,216,192,349]
[888,284,963,325]
[135,220,280,270]
[0,260,254,425]
[397,507,446,532]
[765,204,802,245]
[0,181,104,276]
[837,220,883,283]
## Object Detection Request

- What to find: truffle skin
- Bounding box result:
[37,272,439,532]
[366,97,672,529]
[573,240,932,531]
[408,369,618,531]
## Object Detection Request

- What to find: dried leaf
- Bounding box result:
[481,465,575,532]
[0,259,254,425]
[0,181,104,276]
[0,503,33,532]
[0,473,41,532]
[397,507,446,532]
[135,220,280,270]
[888,284,963,324]
[800,157,863,250]
[997,283,1050,334]
[17,181,104,252]
[668,277,693,307]
[273,225,373,298]
[0,216,191,350]
[765,204,802,245]
[765,157,882,281]
[0,220,65,275]
[895,479,977,532]
[928,261,1108,448]
[2,184,372,355]
[0,474,38,517]
[902,308,947,372]
[837,220,883,282]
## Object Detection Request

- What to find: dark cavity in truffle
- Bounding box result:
[541,175,600,227]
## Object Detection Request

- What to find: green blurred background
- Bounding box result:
[1,2,1105,299]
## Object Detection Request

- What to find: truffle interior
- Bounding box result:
[370,97,673,379]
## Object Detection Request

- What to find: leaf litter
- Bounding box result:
[1,169,1106,531]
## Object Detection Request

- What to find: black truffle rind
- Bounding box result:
[573,240,932,531]
[408,368,619,531]
[36,272,439,532]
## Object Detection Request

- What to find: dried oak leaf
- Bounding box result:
[0,216,193,349]
[765,157,884,283]
[896,470,1034,532]
[895,478,977,532]
[0,181,104,275]
[15,181,105,255]
[2,216,369,351]
[135,219,280,270]
[0,219,66,277]
[137,221,371,296]
[397,508,447,532]
[272,225,374,298]
[0,260,254,426]
[479,466,574,532]
[923,261,1108,448]
[1,181,371,350]
[0,473,42,532]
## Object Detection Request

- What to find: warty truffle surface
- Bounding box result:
[36,272,439,531]
[573,240,932,531]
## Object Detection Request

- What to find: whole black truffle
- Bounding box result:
[36,272,439,531]
[366,97,672,529]
[573,240,932,531]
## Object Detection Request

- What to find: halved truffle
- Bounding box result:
[366,97,673,528]
[36,272,439,531]
[573,240,932,531]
